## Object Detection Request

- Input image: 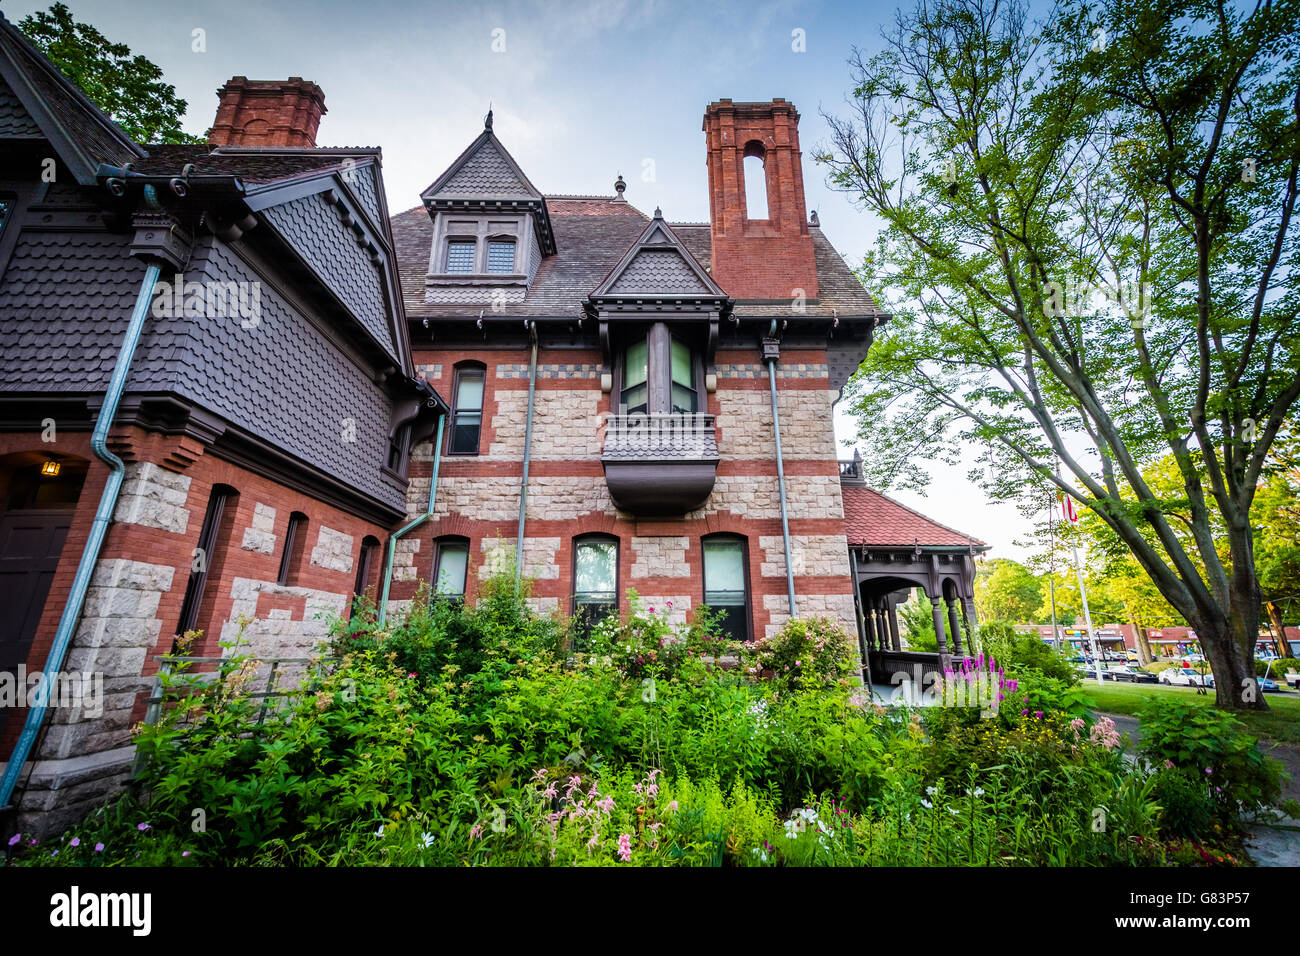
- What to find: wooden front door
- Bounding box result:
[0,509,72,735]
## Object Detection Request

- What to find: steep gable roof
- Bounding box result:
[420,125,543,203]
[0,12,144,182]
[590,208,729,301]
[842,485,988,549]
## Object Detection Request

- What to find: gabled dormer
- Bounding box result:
[419,111,555,305]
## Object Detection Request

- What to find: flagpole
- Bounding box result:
[1047,486,1061,652]
[1060,480,1104,685]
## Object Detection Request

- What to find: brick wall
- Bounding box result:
[0,425,390,835]
[393,343,857,641]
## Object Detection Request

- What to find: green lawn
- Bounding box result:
[1083,680,1300,745]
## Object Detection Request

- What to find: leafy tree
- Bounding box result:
[820,0,1300,709]
[19,3,200,144]
[975,557,1043,623]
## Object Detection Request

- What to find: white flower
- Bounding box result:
[947,807,960,816]
[921,799,932,809]
[420,831,435,848]
[375,825,385,838]
[925,786,937,796]
[971,787,985,798]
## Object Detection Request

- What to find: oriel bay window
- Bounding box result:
[433,537,470,600]
[448,363,485,455]
[572,535,619,642]
[702,535,750,642]
[615,323,701,417]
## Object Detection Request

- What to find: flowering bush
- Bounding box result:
[753,617,856,692]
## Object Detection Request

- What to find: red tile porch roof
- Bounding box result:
[842,485,988,549]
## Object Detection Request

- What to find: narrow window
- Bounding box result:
[277,511,308,586]
[354,535,380,602]
[448,364,485,455]
[387,423,410,472]
[670,338,697,414]
[743,142,769,220]
[445,239,475,274]
[176,484,237,639]
[573,536,618,645]
[434,537,470,600]
[703,536,750,642]
[621,338,648,415]
[487,239,516,274]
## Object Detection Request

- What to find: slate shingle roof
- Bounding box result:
[842,485,987,548]
[131,144,380,187]
[0,13,142,177]
[0,76,39,136]
[396,196,884,319]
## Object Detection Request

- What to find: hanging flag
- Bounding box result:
[1061,494,1080,525]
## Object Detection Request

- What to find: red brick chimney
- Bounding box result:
[208,77,326,148]
[702,98,818,299]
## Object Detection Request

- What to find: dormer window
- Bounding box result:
[487,239,516,274]
[445,240,475,274]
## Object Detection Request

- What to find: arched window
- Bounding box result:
[433,536,470,601]
[176,484,239,642]
[572,534,619,643]
[742,141,769,220]
[447,362,486,455]
[702,534,750,642]
[354,535,381,604]
[277,511,308,586]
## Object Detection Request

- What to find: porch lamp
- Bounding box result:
[40,458,61,477]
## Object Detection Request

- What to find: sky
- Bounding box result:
[4,0,1040,559]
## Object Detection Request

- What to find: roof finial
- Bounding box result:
[653,206,663,219]
[810,209,820,226]
[485,106,493,131]
[614,173,626,199]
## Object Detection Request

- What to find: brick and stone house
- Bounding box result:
[0,13,985,835]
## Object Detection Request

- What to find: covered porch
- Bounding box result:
[840,468,990,696]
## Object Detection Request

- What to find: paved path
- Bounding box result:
[1096,710,1300,867]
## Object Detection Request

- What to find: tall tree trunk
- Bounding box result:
[1265,600,1287,657]
[1196,603,1268,712]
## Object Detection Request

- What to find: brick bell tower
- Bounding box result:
[702,98,818,300]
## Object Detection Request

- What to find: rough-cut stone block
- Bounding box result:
[113,461,192,533]
[630,536,691,578]
[309,525,355,573]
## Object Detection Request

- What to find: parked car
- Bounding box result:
[1257,677,1280,693]
[1109,666,1159,684]
[1161,668,1214,688]
[1125,649,1140,662]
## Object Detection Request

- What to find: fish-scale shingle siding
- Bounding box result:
[172,239,402,511]
[260,192,395,358]
[0,77,40,136]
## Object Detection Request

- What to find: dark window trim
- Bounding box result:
[277,511,308,586]
[354,535,380,602]
[176,484,237,639]
[445,362,487,456]
[701,533,752,642]
[611,322,705,417]
[433,535,471,600]
[571,534,620,644]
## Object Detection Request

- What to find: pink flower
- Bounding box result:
[542,784,558,799]
[182,851,191,857]
[617,833,633,862]
[137,823,151,831]
[667,801,679,812]
[69,837,80,847]
[469,824,483,840]
[647,784,659,798]
[666,600,673,608]
[408,672,417,679]
[6,834,19,847]
[94,843,104,852]
[648,606,656,613]
[1164,760,1175,770]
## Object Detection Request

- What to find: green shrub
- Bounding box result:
[1150,768,1216,840]
[754,617,856,693]
[1255,657,1300,677]
[981,627,1079,684]
[1137,698,1293,828]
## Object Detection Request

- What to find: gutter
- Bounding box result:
[764,320,797,617]
[515,321,539,588]
[377,412,445,627]
[0,259,163,812]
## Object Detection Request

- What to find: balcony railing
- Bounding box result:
[602,412,719,461]
[601,413,719,515]
[839,455,866,484]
